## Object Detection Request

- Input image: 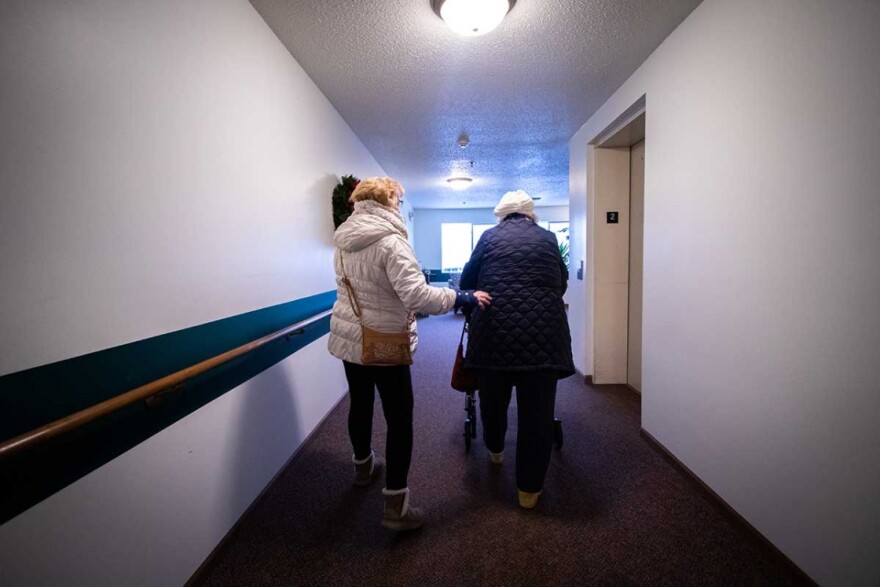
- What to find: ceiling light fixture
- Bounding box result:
[431,0,516,37]
[446,177,473,191]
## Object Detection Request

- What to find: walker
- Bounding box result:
[463,390,563,453]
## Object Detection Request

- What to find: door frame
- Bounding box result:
[587,96,646,386]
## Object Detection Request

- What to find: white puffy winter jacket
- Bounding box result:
[328,200,456,364]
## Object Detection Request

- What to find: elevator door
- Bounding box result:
[627,140,645,391]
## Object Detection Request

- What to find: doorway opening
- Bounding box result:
[588,98,645,393]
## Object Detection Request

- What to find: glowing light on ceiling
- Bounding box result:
[432,0,514,37]
[446,177,473,190]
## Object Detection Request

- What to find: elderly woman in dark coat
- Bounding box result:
[460,190,575,509]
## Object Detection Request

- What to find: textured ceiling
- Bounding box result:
[249,0,702,208]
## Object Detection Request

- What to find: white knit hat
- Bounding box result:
[494,190,536,220]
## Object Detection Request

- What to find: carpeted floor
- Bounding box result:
[197,312,806,586]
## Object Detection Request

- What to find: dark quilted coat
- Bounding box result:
[460,214,575,378]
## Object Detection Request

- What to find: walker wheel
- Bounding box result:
[465,394,478,438]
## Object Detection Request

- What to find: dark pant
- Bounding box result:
[343,361,413,491]
[479,371,558,493]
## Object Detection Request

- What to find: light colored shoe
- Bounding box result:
[518,490,542,509]
[353,451,384,487]
[381,488,424,531]
[489,451,504,465]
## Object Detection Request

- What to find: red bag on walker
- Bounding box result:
[451,320,478,392]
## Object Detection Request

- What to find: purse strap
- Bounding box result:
[340,251,415,328]
[339,252,363,321]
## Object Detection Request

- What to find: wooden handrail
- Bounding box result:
[0,309,334,460]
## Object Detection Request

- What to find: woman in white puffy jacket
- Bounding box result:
[328,177,490,532]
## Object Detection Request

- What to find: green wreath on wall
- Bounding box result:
[332,174,360,229]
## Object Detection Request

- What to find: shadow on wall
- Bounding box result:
[302,173,344,245]
[227,361,301,520]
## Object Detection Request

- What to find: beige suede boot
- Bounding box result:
[353,452,384,487]
[517,489,542,509]
[380,488,424,531]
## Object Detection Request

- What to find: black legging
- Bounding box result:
[343,361,413,491]
[479,371,558,493]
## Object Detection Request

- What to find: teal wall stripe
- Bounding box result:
[0,290,336,524]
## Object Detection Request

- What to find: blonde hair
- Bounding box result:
[350,177,404,208]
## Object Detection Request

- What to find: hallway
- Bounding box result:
[197,313,802,586]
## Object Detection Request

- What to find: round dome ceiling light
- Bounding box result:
[431,0,516,37]
[446,177,473,191]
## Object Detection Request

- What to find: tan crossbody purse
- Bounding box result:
[340,253,414,366]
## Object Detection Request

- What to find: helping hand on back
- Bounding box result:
[473,290,492,309]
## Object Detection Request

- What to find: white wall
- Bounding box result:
[413,206,569,269]
[568,0,880,584]
[569,145,590,376]
[0,1,385,585]
[401,198,416,246]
